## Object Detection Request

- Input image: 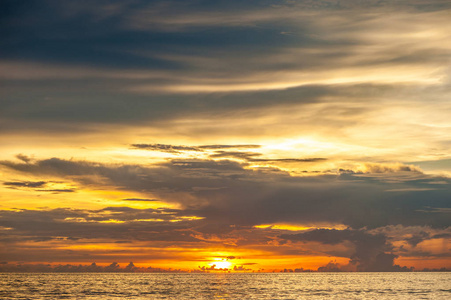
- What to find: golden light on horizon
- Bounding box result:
[209,259,233,270]
[253,223,348,231]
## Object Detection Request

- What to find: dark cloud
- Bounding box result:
[2,0,449,136]
[0,83,351,132]
[198,265,230,271]
[248,158,327,163]
[131,143,201,153]
[405,231,430,247]
[39,189,76,193]
[1,157,450,230]
[131,143,325,163]
[15,154,32,163]
[432,233,451,239]
[2,156,447,265]
[2,180,77,193]
[208,151,326,163]
[0,207,205,259]
[0,262,187,273]
[122,198,158,202]
[233,265,252,271]
[199,145,261,150]
[280,229,362,245]
[281,229,413,271]
[3,181,47,188]
[131,143,262,155]
[208,151,262,160]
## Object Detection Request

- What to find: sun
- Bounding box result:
[210,260,232,269]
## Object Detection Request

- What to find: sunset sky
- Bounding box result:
[1,0,450,272]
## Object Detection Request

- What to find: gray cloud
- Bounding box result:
[0,206,202,244]
[131,143,326,163]
[3,181,47,188]
[131,143,201,153]
[37,189,76,194]
[122,198,158,202]
[1,0,450,142]
[1,157,450,230]
[248,158,327,163]
[40,189,76,193]
[281,229,412,271]
[0,262,188,273]
[208,151,262,160]
[368,225,451,253]
[15,154,33,163]
[2,180,77,193]
[131,143,262,154]
[198,145,261,150]
[207,150,326,163]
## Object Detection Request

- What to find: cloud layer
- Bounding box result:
[1,0,450,270]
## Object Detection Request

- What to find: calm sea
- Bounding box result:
[0,272,450,299]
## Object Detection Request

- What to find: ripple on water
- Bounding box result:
[0,273,450,299]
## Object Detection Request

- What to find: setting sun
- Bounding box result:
[209,260,232,270]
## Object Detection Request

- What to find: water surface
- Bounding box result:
[1,272,450,299]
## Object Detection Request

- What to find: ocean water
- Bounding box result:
[0,272,450,299]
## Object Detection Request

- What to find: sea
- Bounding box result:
[0,272,450,299]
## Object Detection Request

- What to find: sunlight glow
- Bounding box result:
[254,223,348,231]
[210,260,232,270]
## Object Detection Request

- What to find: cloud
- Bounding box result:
[208,151,262,160]
[0,262,188,273]
[131,143,262,154]
[362,163,423,174]
[40,189,76,193]
[122,198,158,202]
[1,157,450,230]
[199,145,261,150]
[1,0,450,270]
[2,0,450,145]
[2,180,77,193]
[15,154,33,163]
[0,207,205,254]
[122,0,451,32]
[233,265,252,271]
[248,158,327,163]
[131,143,201,153]
[130,143,326,164]
[281,229,413,271]
[405,231,431,247]
[3,181,47,188]
[368,225,451,255]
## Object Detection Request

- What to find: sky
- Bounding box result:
[1,0,450,272]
